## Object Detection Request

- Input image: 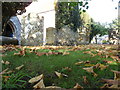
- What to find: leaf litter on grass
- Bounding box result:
[1,45,120,88]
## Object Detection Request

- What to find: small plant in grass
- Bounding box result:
[2,71,31,88]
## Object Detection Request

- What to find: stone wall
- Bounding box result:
[108,29,119,44]
[46,26,90,46]
[18,13,44,46]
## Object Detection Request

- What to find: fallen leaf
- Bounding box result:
[109,85,119,88]
[15,65,24,70]
[14,49,26,56]
[111,70,120,80]
[84,64,94,67]
[101,79,120,85]
[29,74,44,83]
[6,70,14,74]
[64,67,72,72]
[33,79,45,88]
[3,76,11,82]
[29,48,36,53]
[1,60,4,63]
[62,73,68,78]
[99,64,108,70]
[93,73,98,77]
[83,76,89,84]
[100,84,109,88]
[111,56,120,61]
[94,63,100,69]
[74,83,83,88]
[0,68,9,75]
[84,60,90,64]
[46,51,53,56]
[55,71,62,78]
[83,66,94,73]
[1,60,10,65]
[75,61,84,65]
[54,71,68,78]
[63,52,70,55]
[46,86,61,88]
[5,61,10,65]
[35,52,46,56]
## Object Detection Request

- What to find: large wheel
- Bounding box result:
[0,36,18,45]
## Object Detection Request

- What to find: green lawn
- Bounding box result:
[1,45,120,88]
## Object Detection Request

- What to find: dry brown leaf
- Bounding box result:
[100,84,109,88]
[101,79,120,85]
[111,56,120,61]
[45,86,61,88]
[1,60,4,63]
[33,79,45,88]
[64,67,72,72]
[15,65,24,70]
[55,71,62,78]
[0,68,9,75]
[83,76,89,84]
[109,85,119,88]
[54,71,68,78]
[94,63,100,69]
[29,48,36,53]
[14,49,26,56]
[62,73,68,78]
[83,66,94,73]
[93,73,98,77]
[111,70,120,80]
[29,74,44,83]
[3,76,11,82]
[99,64,108,70]
[63,52,70,55]
[75,61,84,65]
[84,60,90,64]
[84,64,94,67]
[35,52,46,56]
[46,51,53,56]
[6,70,14,74]
[5,61,10,65]
[1,60,10,65]
[74,83,83,88]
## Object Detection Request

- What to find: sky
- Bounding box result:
[25,0,118,24]
[87,0,118,23]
